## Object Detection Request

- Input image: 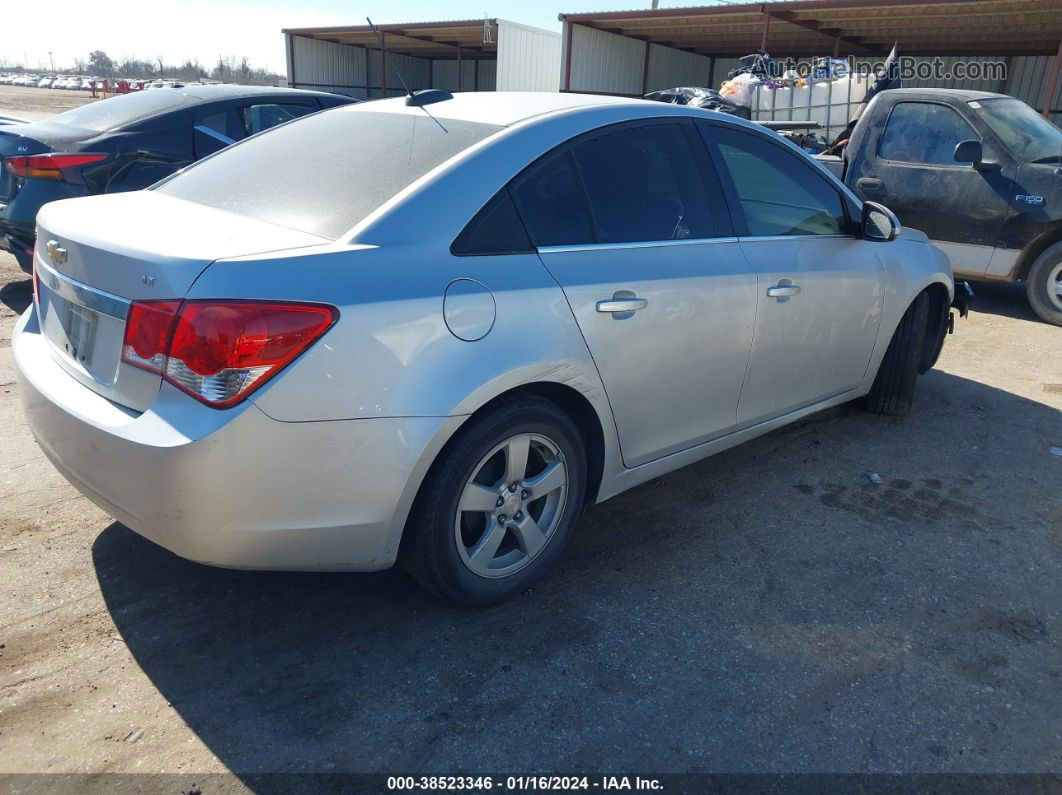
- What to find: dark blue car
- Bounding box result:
[0,84,355,271]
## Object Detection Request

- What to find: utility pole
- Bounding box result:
[48,51,54,72]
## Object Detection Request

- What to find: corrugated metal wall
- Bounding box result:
[646,44,713,92]
[288,35,367,97]
[366,50,432,96]
[432,60,476,92]
[563,23,645,95]
[497,21,561,91]
[287,32,509,96]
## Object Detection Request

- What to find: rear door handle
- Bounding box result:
[766,284,801,298]
[856,177,883,192]
[596,297,648,313]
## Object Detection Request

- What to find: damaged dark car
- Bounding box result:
[0,84,354,271]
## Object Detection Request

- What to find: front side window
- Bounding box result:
[240,103,316,136]
[572,123,713,243]
[708,126,847,236]
[879,102,978,165]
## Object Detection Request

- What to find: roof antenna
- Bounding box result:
[366,17,453,107]
[366,17,411,97]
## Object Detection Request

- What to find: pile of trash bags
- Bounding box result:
[642,86,751,119]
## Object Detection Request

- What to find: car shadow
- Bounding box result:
[93,371,1062,776]
[965,278,1041,323]
[0,276,31,316]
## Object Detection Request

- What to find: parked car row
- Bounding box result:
[0,74,98,90]
[9,90,966,605]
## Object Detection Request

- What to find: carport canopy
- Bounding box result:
[558,0,1062,58]
[282,19,500,60]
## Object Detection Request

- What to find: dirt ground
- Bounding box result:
[0,90,1060,783]
[0,85,96,122]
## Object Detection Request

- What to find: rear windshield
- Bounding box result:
[49,90,191,131]
[155,109,503,239]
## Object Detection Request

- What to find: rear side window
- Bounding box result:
[573,123,713,243]
[879,102,978,165]
[707,126,846,236]
[156,110,501,240]
[511,153,593,247]
[240,103,316,136]
[451,189,533,256]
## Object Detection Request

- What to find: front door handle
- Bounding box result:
[596,297,648,313]
[766,284,801,298]
[856,177,883,192]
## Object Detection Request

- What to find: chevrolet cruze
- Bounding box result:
[14,92,960,605]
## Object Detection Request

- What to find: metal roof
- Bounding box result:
[282,19,503,60]
[558,0,1062,57]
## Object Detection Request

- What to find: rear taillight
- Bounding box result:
[121,300,337,408]
[5,153,109,182]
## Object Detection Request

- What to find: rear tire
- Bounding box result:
[402,395,587,607]
[1025,243,1062,327]
[864,291,930,416]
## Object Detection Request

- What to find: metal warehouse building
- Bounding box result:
[559,0,1062,122]
[282,18,561,97]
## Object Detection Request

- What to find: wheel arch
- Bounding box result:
[1014,224,1062,281]
[386,379,613,565]
[919,280,951,374]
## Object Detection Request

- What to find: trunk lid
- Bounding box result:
[34,191,332,412]
[0,122,62,202]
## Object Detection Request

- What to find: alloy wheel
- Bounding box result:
[454,433,568,578]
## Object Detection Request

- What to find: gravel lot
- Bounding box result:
[0,89,1060,781]
[0,85,96,122]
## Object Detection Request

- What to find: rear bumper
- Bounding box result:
[13,306,452,571]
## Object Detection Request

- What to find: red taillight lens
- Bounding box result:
[5,153,109,182]
[120,300,337,408]
[121,300,182,373]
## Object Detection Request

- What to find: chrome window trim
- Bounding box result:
[737,234,856,242]
[35,254,130,320]
[538,237,741,254]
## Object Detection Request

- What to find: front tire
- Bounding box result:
[402,395,587,606]
[864,291,930,416]
[1026,243,1062,327]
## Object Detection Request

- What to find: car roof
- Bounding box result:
[349,91,650,127]
[885,87,1007,101]
[175,84,345,101]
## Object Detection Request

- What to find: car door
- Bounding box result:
[516,119,758,467]
[699,121,885,426]
[851,100,1015,274]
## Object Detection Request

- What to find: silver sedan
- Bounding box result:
[14,92,957,605]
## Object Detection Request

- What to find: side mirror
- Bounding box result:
[954,139,983,164]
[862,200,900,242]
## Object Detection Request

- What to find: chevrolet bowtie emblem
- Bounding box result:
[46,240,66,266]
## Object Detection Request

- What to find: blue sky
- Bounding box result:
[9,0,723,75]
